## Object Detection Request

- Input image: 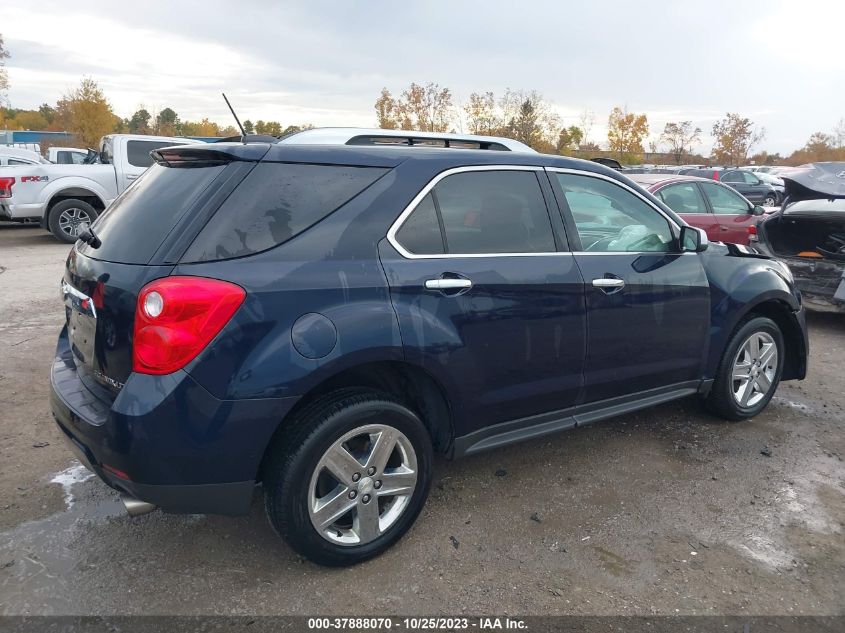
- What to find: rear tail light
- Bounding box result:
[132,276,245,375]
[748,224,758,241]
[0,176,15,198]
[712,172,720,180]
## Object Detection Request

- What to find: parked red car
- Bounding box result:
[629,174,766,245]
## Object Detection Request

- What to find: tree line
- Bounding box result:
[1,33,842,165]
[375,81,845,166]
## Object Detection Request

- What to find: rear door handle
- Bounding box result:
[592,278,625,293]
[425,278,473,291]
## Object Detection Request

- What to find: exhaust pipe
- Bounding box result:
[120,494,157,517]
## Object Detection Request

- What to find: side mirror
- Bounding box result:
[680,225,709,253]
[752,205,766,216]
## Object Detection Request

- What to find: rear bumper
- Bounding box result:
[50,326,298,515]
[0,201,44,220]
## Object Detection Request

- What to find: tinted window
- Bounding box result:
[720,171,742,183]
[742,171,760,185]
[184,163,387,262]
[83,163,224,264]
[394,193,444,254]
[700,182,750,215]
[657,183,708,214]
[127,140,184,168]
[435,170,554,254]
[555,173,674,252]
[8,158,33,165]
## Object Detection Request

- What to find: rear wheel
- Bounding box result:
[48,199,98,244]
[705,316,784,420]
[263,389,433,566]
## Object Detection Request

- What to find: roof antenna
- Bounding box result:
[222,92,247,142]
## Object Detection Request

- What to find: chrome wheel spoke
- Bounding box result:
[312,488,355,530]
[366,428,397,473]
[755,371,772,394]
[323,444,363,483]
[759,344,776,368]
[354,496,381,542]
[378,469,416,496]
[733,362,752,380]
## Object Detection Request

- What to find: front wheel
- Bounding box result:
[705,316,784,420]
[263,390,433,566]
[763,194,778,207]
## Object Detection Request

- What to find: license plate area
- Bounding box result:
[62,281,97,367]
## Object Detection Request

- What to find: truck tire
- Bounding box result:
[48,199,99,244]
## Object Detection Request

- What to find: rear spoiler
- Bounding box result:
[591,157,624,170]
[151,143,270,167]
[782,162,845,201]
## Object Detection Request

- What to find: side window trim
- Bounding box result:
[386,165,567,259]
[545,167,682,254]
[693,182,715,215]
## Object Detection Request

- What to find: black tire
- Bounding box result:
[705,316,784,421]
[763,194,777,207]
[47,199,98,244]
[263,389,433,566]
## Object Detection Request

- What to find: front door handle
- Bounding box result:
[592,278,625,293]
[425,278,473,291]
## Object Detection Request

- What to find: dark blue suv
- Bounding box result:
[51,131,808,566]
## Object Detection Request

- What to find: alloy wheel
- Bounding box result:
[731,331,778,408]
[58,207,93,237]
[308,424,418,546]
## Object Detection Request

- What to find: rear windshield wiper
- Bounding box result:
[78,226,102,248]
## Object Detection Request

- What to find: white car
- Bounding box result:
[0,134,200,242]
[0,146,50,166]
[47,147,90,165]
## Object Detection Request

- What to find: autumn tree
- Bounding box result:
[39,103,56,125]
[254,120,282,135]
[54,78,119,147]
[155,107,179,136]
[10,110,47,130]
[464,91,498,135]
[0,34,9,104]
[375,88,400,129]
[128,108,151,134]
[834,118,845,149]
[710,113,764,165]
[374,83,454,132]
[578,110,595,149]
[607,106,649,161]
[557,125,584,154]
[787,132,845,164]
[181,118,220,136]
[659,121,702,164]
[242,119,255,134]
[499,89,560,152]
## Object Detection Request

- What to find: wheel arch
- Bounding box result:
[257,360,454,481]
[715,296,807,382]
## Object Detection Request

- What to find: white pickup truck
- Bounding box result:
[0,134,200,242]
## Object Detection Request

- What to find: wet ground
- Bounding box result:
[0,225,843,616]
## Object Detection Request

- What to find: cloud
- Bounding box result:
[3,0,843,154]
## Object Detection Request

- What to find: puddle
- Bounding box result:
[772,396,814,416]
[50,463,95,507]
[0,462,123,615]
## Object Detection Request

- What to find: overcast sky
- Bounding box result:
[4,0,844,154]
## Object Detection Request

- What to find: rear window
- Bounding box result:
[182,162,387,262]
[82,163,224,264]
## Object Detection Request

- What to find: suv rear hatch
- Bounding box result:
[63,147,258,397]
[62,142,393,396]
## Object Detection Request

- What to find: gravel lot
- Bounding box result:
[0,224,843,616]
